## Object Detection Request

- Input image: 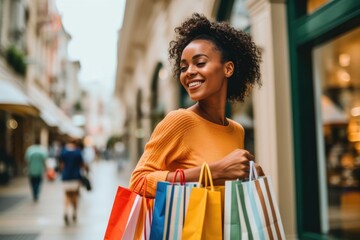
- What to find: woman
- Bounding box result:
[130,13,263,197]
[60,139,87,225]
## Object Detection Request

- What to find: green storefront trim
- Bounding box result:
[293,1,360,46]
[287,0,360,239]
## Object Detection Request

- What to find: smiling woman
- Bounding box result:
[129,13,263,197]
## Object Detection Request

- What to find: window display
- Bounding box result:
[313,27,360,238]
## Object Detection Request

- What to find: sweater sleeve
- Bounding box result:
[129,110,195,197]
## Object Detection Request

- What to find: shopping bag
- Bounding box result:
[150,169,197,240]
[80,174,92,191]
[224,161,285,240]
[125,194,153,240]
[46,168,57,181]
[104,179,153,240]
[182,162,223,240]
[150,181,168,240]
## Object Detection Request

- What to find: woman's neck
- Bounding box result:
[191,102,228,126]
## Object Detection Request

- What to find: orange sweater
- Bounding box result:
[129,109,244,197]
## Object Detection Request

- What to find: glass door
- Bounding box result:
[313,27,360,239]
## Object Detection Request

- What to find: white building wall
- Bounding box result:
[24,0,84,140]
[247,0,297,238]
[0,0,11,47]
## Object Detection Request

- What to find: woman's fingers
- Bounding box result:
[245,151,255,160]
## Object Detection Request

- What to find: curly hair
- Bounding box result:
[169,13,262,102]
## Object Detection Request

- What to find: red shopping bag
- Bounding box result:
[46,168,57,181]
[104,179,153,240]
[104,186,138,239]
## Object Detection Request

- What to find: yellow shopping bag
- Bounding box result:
[182,162,223,240]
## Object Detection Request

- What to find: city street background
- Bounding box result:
[0,0,359,239]
[0,159,131,240]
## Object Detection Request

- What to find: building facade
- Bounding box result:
[0,0,84,184]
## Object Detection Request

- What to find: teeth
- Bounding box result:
[188,81,202,87]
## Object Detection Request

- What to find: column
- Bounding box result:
[247,0,297,238]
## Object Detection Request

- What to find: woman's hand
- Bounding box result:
[210,149,256,181]
[168,148,265,185]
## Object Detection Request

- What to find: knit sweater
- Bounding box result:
[129,108,245,197]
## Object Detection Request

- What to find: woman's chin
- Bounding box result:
[188,93,202,102]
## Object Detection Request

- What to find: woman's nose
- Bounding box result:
[186,65,196,77]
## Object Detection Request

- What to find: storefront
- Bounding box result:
[0,68,84,183]
[0,78,38,183]
[287,0,360,238]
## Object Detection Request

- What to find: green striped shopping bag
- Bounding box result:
[224,161,285,240]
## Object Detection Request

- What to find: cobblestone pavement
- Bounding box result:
[0,159,132,240]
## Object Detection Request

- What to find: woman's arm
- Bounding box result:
[130,111,265,196]
[130,111,192,197]
[166,148,264,184]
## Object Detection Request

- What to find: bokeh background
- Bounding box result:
[0,0,359,239]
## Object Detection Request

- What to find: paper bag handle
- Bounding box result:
[198,162,214,191]
[249,161,259,181]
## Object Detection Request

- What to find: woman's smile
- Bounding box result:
[188,80,204,89]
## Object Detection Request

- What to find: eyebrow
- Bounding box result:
[180,54,208,63]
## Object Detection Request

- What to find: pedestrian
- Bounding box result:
[25,138,48,202]
[129,13,264,198]
[59,138,87,225]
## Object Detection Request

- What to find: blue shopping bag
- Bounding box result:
[150,181,169,240]
[150,169,197,240]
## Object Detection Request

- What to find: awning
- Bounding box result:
[28,86,84,139]
[0,79,39,116]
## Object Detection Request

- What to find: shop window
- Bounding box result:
[313,27,360,238]
[307,0,332,14]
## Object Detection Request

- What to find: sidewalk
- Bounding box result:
[0,159,132,240]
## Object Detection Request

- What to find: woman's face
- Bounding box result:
[179,39,231,102]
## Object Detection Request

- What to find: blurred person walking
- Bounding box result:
[25,138,48,202]
[59,139,88,226]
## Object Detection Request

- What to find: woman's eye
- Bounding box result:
[197,62,206,67]
[180,66,187,72]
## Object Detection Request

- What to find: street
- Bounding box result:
[0,159,132,240]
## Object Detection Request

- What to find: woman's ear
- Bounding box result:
[224,61,234,78]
